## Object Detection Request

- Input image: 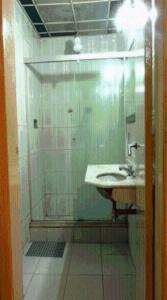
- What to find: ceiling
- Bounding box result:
[18,0,123,38]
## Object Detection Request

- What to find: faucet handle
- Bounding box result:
[128,143,138,156]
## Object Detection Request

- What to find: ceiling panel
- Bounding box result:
[110,1,122,18]
[38,5,74,23]
[77,20,108,31]
[74,2,108,21]
[35,0,70,4]
[46,23,76,32]
[19,0,33,4]
[18,0,122,37]
[50,32,75,37]
[108,19,116,29]
[24,6,43,23]
[73,0,105,2]
[34,24,47,32]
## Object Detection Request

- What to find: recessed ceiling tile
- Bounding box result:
[108,19,116,30]
[74,2,108,21]
[50,32,75,37]
[24,6,43,23]
[38,5,74,22]
[40,33,50,37]
[73,0,104,2]
[78,21,107,31]
[35,0,70,4]
[110,1,122,18]
[79,30,107,36]
[19,0,33,4]
[46,23,76,32]
[34,24,47,33]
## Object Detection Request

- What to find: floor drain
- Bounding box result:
[26,241,66,258]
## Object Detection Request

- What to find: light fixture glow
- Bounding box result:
[115,0,149,31]
[102,65,123,82]
[73,37,83,53]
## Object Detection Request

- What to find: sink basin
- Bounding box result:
[96,172,127,182]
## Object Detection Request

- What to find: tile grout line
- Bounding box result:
[100,229,105,300]
[23,273,33,299]
[23,243,41,298]
[62,242,74,300]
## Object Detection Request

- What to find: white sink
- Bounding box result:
[96,172,127,182]
[85,164,144,189]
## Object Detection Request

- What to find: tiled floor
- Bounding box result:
[23,243,136,300]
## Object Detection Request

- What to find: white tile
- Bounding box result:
[23,256,40,274]
[30,228,47,241]
[102,243,130,256]
[103,275,136,300]
[35,257,69,275]
[25,274,65,300]
[64,275,103,300]
[47,228,73,242]
[101,227,128,243]
[102,255,135,275]
[69,243,102,275]
[73,227,101,243]
[35,243,72,275]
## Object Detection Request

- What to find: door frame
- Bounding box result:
[163,0,167,298]
[0,0,164,299]
[0,0,23,299]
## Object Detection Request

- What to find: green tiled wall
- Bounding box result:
[40,58,126,220]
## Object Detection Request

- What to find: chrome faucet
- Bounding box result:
[119,165,135,177]
[128,142,145,156]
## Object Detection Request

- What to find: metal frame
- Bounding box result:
[18,0,122,37]
[31,0,51,36]
[24,49,144,64]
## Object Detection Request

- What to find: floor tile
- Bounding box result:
[23,274,33,295]
[24,274,65,300]
[101,227,128,243]
[73,227,101,243]
[64,275,103,300]
[102,243,130,256]
[103,275,136,300]
[102,255,135,275]
[23,256,40,274]
[69,243,102,275]
[35,257,69,275]
[72,243,101,254]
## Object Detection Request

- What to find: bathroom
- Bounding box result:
[4,0,155,299]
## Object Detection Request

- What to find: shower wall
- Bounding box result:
[14,1,41,248]
[15,0,134,241]
[39,33,128,56]
[39,58,125,221]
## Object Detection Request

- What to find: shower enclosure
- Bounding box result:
[25,50,144,223]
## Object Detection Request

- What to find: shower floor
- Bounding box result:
[23,242,136,300]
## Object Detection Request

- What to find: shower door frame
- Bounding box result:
[25,49,145,224]
[24,49,144,65]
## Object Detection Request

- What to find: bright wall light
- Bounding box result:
[102,65,123,82]
[115,0,149,31]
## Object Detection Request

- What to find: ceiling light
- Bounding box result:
[115,0,149,31]
[73,37,83,53]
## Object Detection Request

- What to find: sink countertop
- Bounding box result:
[85,164,144,188]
